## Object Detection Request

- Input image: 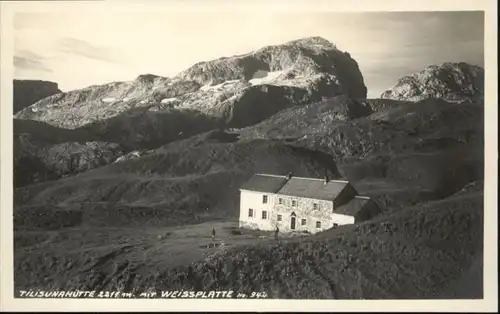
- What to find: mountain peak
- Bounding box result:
[285,36,336,48]
[380,62,484,103]
[135,74,166,84]
[175,37,364,94]
[15,37,367,132]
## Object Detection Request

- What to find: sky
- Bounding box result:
[13,10,484,98]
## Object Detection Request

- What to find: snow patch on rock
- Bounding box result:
[160,97,179,104]
[249,70,283,85]
[114,150,152,163]
[200,79,241,92]
[102,97,116,103]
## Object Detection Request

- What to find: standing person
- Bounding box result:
[211,228,216,242]
[274,225,279,241]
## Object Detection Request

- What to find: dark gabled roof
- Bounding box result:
[275,177,349,201]
[239,174,288,193]
[333,196,371,216]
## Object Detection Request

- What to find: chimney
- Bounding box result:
[286,172,292,180]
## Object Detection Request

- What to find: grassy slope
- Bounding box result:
[14,137,341,228]
[162,185,482,299]
[148,187,482,299]
[14,184,483,298]
[240,99,484,212]
[13,98,484,299]
[15,100,483,213]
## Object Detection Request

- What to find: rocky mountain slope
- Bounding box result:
[380,62,484,102]
[248,97,483,211]
[13,79,61,113]
[15,97,483,218]
[14,133,126,187]
[13,37,369,187]
[15,37,366,147]
[13,109,223,188]
[13,119,128,188]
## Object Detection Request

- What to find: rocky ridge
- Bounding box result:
[380,62,484,103]
[15,37,367,134]
[13,80,61,113]
[14,133,126,187]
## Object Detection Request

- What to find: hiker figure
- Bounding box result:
[274,226,279,241]
[211,228,216,241]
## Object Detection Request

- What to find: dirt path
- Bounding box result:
[15,220,296,280]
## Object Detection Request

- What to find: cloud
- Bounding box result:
[14,50,52,72]
[57,37,119,63]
